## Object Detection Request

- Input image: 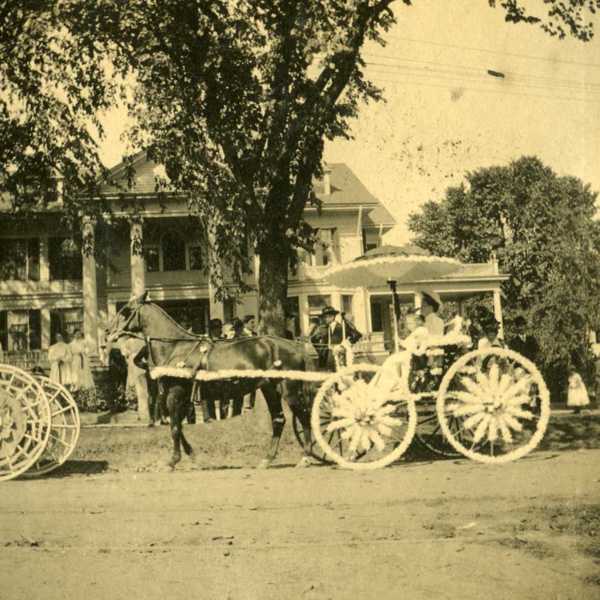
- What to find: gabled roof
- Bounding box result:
[102,156,385,208]
[313,163,379,206]
[363,204,395,228]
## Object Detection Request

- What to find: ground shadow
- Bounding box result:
[44,460,110,478]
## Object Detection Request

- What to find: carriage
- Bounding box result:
[303,246,550,470]
[0,364,80,481]
[307,337,550,470]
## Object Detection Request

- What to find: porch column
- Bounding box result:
[39,236,50,282]
[493,289,504,338]
[414,291,423,311]
[352,290,368,336]
[130,217,145,297]
[82,216,99,356]
[40,308,51,349]
[298,294,309,336]
[208,281,225,321]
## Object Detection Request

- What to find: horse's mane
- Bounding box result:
[143,302,208,340]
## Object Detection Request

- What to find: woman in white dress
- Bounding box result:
[567,367,589,414]
[48,334,72,387]
[69,330,96,410]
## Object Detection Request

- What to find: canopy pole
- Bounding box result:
[387,279,400,353]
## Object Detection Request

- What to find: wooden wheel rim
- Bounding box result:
[311,364,417,471]
[414,398,463,458]
[436,348,550,464]
[23,377,80,477]
[0,366,51,481]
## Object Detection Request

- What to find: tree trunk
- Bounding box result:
[257,233,290,336]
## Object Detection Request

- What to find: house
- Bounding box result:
[0,155,507,369]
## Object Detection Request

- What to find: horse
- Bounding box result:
[105,292,314,470]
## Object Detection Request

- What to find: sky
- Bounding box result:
[98,0,600,244]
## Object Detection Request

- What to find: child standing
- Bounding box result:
[567,367,590,414]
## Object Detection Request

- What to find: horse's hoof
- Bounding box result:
[167,455,181,470]
[257,458,272,469]
[295,456,314,469]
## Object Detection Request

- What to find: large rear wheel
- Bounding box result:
[437,348,550,464]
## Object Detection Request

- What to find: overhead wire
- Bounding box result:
[362,51,600,91]
[365,62,600,96]
[367,75,600,104]
[386,35,600,69]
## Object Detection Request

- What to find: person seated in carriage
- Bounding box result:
[372,308,430,393]
[477,318,505,350]
[420,291,444,336]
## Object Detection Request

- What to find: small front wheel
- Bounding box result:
[311,364,417,470]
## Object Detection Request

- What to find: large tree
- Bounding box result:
[0,1,118,223]
[408,156,600,387]
[2,1,600,330]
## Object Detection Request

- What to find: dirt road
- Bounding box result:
[2,446,599,600]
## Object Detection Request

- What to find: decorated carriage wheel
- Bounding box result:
[22,377,80,477]
[436,347,550,464]
[0,365,51,481]
[414,396,463,458]
[311,364,417,470]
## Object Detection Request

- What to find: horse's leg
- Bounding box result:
[257,382,286,469]
[166,382,185,469]
[284,380,314,468]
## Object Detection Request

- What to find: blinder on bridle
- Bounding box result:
[105,300,144,345]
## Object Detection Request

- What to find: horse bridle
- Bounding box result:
[106,302,144,345]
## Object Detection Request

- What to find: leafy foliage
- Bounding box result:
[409,156,600,389]
[1,1,600,330]
[0,1,117,224]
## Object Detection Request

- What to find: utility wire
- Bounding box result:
[369,75,600,104]
[362,52,600,91]
[387,36,600,69]
[366,63,600,95]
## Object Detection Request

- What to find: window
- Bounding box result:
[0,238,40,281]
[144,246,160,272]
[305,228,339,266]
[370,297,385,332]
[162,231,187,271]
[144,238,205,273]
[342,294,354,318]
[5,309,41,351]
[50,308,83,342]
[363,229,382,253]
[49,237,82,280]
[285,297,301,337]
[188,245,203,271]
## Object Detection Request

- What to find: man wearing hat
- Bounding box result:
[315,306,344,371]
[420,291,445,336]
[508,315,539,364]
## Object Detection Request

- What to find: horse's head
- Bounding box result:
[105,291,149,351]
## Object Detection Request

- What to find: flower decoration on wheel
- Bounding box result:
[326,380,406,454]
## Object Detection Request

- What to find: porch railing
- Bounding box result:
[2,350,48,371]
